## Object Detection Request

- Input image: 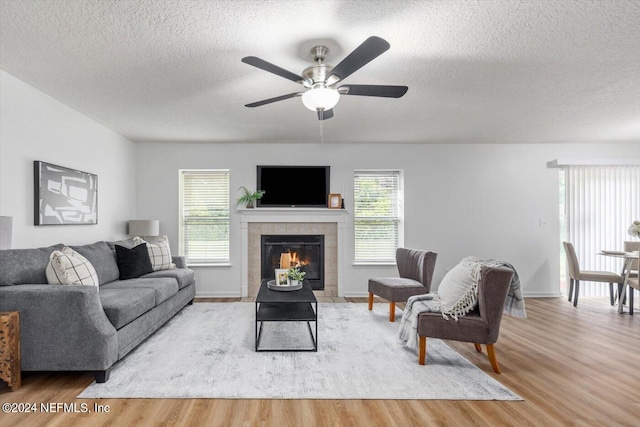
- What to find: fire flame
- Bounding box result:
[279,250,310,269]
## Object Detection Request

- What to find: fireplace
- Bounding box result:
[261,235,324,290]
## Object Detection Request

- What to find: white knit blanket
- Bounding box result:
[396,293,442,351]
[397,259,527,351]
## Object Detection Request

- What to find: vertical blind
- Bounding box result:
[354,170,402,263]
[565,165,640,297]
[179,170,230,264]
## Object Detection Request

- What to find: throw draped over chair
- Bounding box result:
[417,266,513,374]
[563,241,623,307]
[368,248,437,322]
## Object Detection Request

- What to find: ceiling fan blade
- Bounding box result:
[339,84,408,98]
[245,92,301,108]
[326,36,390,82]
[241,56,303,84]
[317,109,334,121]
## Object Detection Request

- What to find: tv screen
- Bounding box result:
[257,166,330,208]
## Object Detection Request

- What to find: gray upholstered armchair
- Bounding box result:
[368,248,437,322]
[417,266,513,373]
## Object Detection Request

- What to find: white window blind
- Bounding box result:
[179,170,230,264]
[564,165,640,297]
[354,170,403,263]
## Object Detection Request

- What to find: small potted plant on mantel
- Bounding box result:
[287,266,306,286]
[236,186,265,209]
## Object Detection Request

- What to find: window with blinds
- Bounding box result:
[179,170,230,264]
[354,170,403,263]
[563,165,640,297]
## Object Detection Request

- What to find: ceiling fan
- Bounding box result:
[242,36,408,121]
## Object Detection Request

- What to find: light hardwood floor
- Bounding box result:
[1,297,638,426]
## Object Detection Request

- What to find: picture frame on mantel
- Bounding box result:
[328,193,341,209]
[34,160,98,225]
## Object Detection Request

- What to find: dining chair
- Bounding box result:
[563,242,623,307]
[623,242,640,315]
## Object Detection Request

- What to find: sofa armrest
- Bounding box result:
[0,284,118,371]
[172,256,187,269]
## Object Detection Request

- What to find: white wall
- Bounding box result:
[3,68,635,298]
[135,140,638,298]
[0,71,136,248]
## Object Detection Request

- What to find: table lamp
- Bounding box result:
[128,220,160,238]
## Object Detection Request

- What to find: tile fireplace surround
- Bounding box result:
[240,208,348,297]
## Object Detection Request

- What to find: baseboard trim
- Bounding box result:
[343,291,564,298]
[195,292,242,298]
[522,291,563,298]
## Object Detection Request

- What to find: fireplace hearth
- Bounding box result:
[261,235,324,290]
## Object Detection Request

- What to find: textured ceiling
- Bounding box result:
[1,0,639,144]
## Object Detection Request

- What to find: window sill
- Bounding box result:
[186,263,232,268]
[352,262,396,267]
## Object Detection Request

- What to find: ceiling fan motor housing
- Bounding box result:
[300,45,335,87]
[301,63,333,87]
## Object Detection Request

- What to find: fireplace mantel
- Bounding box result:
[239,208,349,297]
[238,207,349,223]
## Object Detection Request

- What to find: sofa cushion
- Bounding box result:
[46,247,99,287]
[133,235,176,271]
[70,241,119,285]
[101,277,179,306]
[107,238,137,251]
[115,243,153,280]
[140,268,195,290]
[0,244,64,286]
[99,287,156,329]
[437,258,483,320]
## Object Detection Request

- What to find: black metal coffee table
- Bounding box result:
[255,279,318,352]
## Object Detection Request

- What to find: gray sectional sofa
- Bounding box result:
[0,240,195,383]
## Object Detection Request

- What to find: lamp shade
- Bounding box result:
[0,216,12,249]
[301,87,340,111]
[128,220,160,237]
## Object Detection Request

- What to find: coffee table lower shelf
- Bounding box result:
[255,302,318,352]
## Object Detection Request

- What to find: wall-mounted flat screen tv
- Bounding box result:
[257,166,330,208]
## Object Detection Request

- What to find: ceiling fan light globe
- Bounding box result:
[301,88,340,111]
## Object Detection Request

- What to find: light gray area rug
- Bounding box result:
[79,303,521,400]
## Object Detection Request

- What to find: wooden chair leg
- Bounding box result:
[486,343,501,374]
[573,280,580,307]
[419,336,426,365]
[368,292,374,310]
[474,343,482,352]
[389,302,396,322]
[630,288,634,316]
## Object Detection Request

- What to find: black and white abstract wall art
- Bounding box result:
[34,161,98,225]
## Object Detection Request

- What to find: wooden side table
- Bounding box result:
[0,311,21,391]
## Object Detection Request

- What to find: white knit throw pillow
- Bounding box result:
[133,235,176,271]
[437,257,482,320]
[46,247,99,287]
